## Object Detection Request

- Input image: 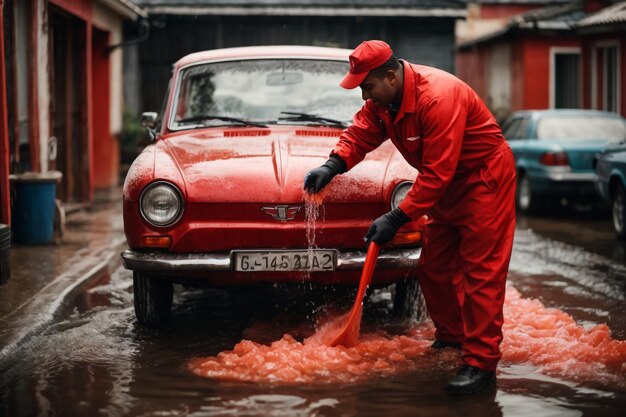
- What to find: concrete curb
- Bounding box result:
[0,237,127,365]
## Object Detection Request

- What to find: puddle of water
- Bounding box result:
[5,210,626,416]
[4,263,626,417]
[510,228,626,339]
[195,395,340,417]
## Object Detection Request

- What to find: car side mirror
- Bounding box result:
[140,112,158,141]
[140,112,157,129]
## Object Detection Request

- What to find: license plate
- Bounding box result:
[232,250,337,272]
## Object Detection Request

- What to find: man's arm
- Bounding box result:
[398,96,466,219]
[331,100,387,171]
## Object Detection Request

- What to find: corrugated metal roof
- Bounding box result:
[135,0,467,16]
[575,1,626,27]
[98,0,147,19]
[510,2,584,23]
[134,0,465,7]
[458,2,585,48]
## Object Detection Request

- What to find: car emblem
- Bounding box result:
[261,205,302,221]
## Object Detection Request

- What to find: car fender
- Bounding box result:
[609,168,626,197]
[123,141,187,203]
[382,148,419,208]
[123,145,156,203]
[520,142,565,181]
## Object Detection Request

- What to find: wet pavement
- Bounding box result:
[1,209,626,416]
[0,198,126,361]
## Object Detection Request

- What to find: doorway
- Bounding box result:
[48,5,89,203]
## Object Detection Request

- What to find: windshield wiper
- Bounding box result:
[177,115,268,128]
[278,111,347,128]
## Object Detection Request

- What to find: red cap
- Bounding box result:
[340,40,393,89]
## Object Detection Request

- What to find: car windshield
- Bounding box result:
[537,115,626,143]
[170,59,363,129]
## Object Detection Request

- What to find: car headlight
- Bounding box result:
[391,181,413,210]
[140,181,183,227]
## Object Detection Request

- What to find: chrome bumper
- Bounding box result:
[544,171,597,182]
[121,247,421,273]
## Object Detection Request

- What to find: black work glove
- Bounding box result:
[303,155,347,193]
[364,208,411,246]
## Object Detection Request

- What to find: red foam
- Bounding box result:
[189,324,434,385]
[189,286,626,387]
[501,287,626,387]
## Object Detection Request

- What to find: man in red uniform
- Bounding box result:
[304,40,516,394]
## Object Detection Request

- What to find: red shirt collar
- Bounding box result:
[394,60,417,123]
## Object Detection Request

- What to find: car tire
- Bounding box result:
[133,272,173,325]
[0,224,10,285]
[516,173,537,214]
[392,278,423,321]
[612,184,626,240]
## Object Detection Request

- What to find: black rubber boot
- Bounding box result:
[445,365,496,394]
[431,339,462,349]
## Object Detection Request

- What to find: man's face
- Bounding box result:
[359,71,398,108]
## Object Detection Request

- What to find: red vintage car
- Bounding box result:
[121,46,424,325]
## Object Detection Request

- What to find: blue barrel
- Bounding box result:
[10,171,63,245]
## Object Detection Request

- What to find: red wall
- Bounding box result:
[480,4,540,19]
[511,40,525,112]
[522,38,582,110]
[91,27,118,189]
[458,5,624,118]
[581,34,626,118]
[456,47,488,99]
[582,43,592,110]
[522,39,550,109]
[458,36,586,114]
[27,0,40,172]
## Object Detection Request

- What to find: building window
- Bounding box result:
[602,46,618,113]
[551,48,581,109]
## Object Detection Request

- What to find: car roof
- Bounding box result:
[175,45,352,69]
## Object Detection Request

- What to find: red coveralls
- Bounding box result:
[332,61,516,371]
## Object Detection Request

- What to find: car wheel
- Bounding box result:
[392,278,423,321]
[133,272,173,325]
[612,184,626,240]
[516,173,536,214]
[0,224,10,285]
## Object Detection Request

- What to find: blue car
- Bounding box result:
[595,146,626,239]
[501,110,626,213]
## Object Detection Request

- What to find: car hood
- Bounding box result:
[160,128,397,203]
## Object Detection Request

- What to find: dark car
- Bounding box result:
[502,110,626,213]
[595,146,626,239]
